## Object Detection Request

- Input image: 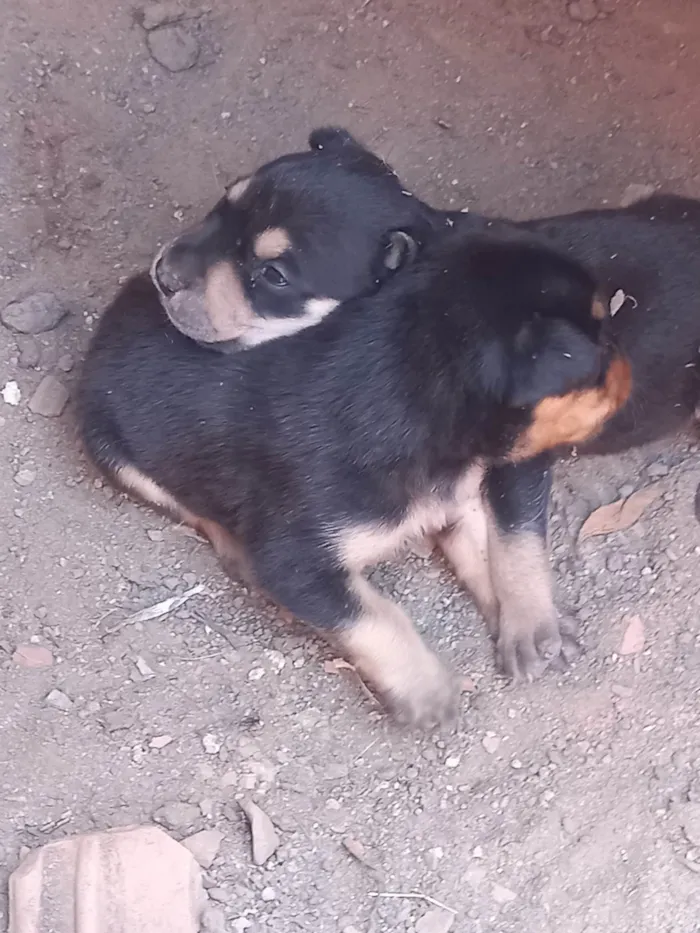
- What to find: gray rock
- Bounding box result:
[154,801,201,832]
[238,798,279,865]
[2,293,69,334]
[416,908,455,933]
[200,906,226,933]
[28,375,70,417]
[147,26,199,71]
[181,829,223,868]
[17,336,41,369]
[567,0,598,22]
[45,689,74,712]
[14,469,37,487]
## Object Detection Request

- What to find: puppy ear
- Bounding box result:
[308,127,366,154]
[383,230,419,271]
[506,316,604,408]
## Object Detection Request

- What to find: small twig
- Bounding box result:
[355,737,380,762]
[105,584,205,634]
[368,891,457,914]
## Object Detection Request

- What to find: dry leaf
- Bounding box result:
[238,798,280,865]
[609,288,638,317]
[578,484,661,541]
[609,289,626,317]
[620,614,645,655]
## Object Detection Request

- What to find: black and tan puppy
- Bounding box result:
[141,137,700,686]
[434,193,700,677]
[78,131,630,724]
[149,127,434,349]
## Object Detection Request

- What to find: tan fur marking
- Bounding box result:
[116,464,185,518]
[335,577,456,722]
[115,465,248,580]
[253,227,292,260]
[488,530,553,626]
[487,526,562,680]
[438,501,498,631]
[511,354,632,459]
[204,262,256,341]
[239,297,340,347]
[227,177,251,203]
[591,294,607,321]
[337,464,485,571]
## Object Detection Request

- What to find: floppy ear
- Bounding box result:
[383,230,419,271]
[506,316,604,408]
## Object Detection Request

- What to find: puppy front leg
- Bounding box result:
[485,456,580,681]
[437,497,500,634]
[253,548,460,727]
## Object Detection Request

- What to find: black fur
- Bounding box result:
[79,211,615,723]
[78,127,700,719]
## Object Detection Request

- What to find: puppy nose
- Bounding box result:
[154,250,192,296]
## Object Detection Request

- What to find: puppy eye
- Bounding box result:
[260,263,289,288]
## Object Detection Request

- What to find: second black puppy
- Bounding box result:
[80,222,629,725]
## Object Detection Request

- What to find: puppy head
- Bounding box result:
[462,236,632,457]
[151,127,432,348]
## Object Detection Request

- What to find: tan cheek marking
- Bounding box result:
[253,227,292,260]
[227,177,251,203]
[204,262,256,341]
[240,298,340,347]
[591,295,607,321]
[511,354,632,459]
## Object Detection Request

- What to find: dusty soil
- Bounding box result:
[2,1,700,931]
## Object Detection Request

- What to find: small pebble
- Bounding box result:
[28,374,69,417]
[1,292,69,334]
[415,907,455,933]
[13,644,54,668]
[153,801,201,831]
[147,25,199,71]
[202,733,222,755]
[200,906,226,933]
[492,883,517,904]
[14,468,36,487]
[3,380,22,405]
[567,0,598,23]
[182,829,224,868]
[261,886,276,902]
[17,337,41,369]
[482,734,500,755]
[44,689,74,712]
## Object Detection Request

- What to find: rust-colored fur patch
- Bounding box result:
[511,354,632,459]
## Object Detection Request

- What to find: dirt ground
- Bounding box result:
[2,1,700,931]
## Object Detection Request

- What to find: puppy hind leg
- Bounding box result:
[253,550,460,728]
